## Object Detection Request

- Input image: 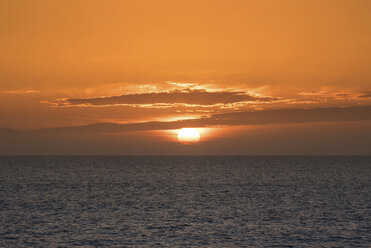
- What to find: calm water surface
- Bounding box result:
[0,156,370,247]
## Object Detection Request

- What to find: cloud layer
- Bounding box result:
[24,105,370,134]
[52,89,277,107]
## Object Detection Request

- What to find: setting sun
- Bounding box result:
[177,128,200,144]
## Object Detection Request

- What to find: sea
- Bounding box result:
[0,156,370,247]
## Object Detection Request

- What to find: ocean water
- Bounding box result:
[0,156,370,247]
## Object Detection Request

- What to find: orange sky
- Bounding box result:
[0,0,370,154]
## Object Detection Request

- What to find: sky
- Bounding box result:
[0,0,370,154]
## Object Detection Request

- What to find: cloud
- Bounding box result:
[297,88,371,100]
[47,89,278,107]
[200,105,371,126]
[165,81,197,87]
[358,93,371,98]
[27,105,371,134]
[0,89,40,94]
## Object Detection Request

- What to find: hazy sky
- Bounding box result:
[0,0,370,154]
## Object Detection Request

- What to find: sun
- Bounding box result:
[177,128,200,144]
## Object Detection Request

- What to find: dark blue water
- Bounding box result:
[0,156,370,247]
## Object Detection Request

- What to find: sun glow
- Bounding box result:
[177,128,200,144]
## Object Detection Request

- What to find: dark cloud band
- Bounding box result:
[61,90,277,106]
[21,105,370,134]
